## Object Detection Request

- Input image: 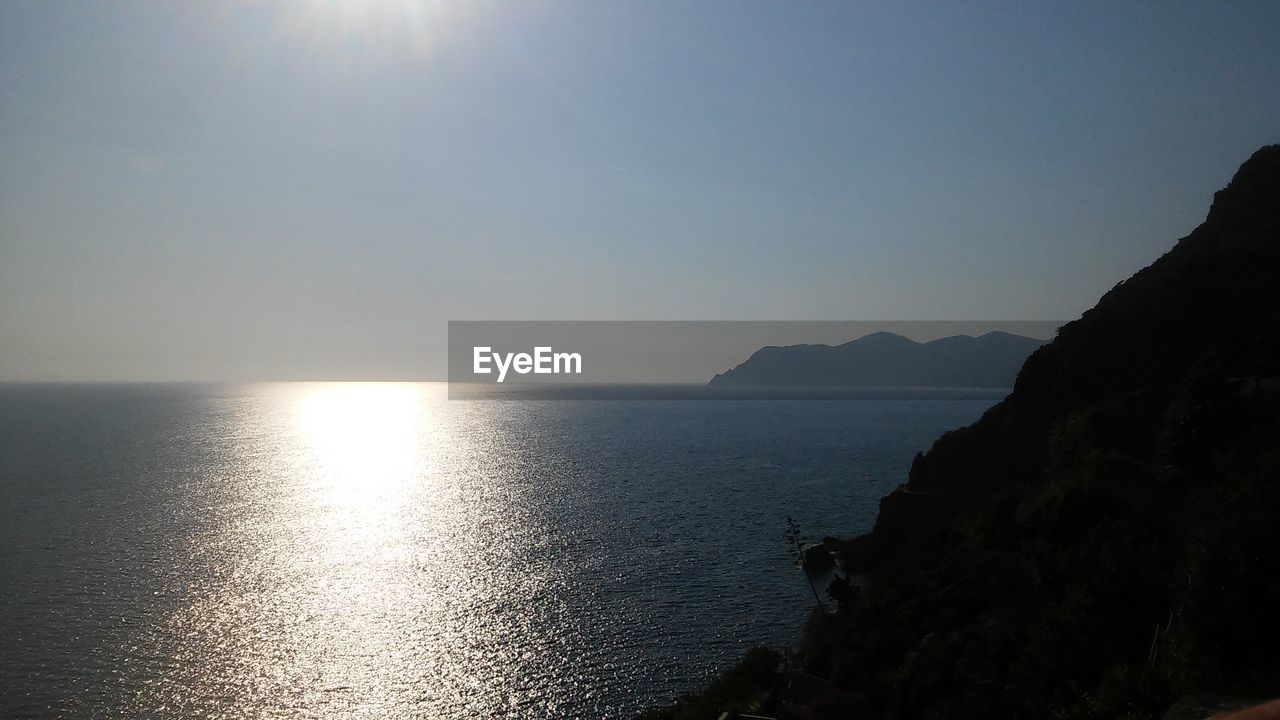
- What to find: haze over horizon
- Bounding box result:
[2,1,1278,381]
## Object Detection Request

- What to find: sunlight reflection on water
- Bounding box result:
[152,383,514,717]
[0,382,999,718]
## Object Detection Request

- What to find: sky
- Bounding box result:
[1,0,1278,381]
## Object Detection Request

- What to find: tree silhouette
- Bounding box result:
[786,516,824,609]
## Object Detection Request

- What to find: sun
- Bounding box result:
[277,0,460,58]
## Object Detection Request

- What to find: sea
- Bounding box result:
[0,382,1002,718]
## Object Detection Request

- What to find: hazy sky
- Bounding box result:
[2,1,1277,381]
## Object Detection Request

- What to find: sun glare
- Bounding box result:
[280,0,456,57]
[297,383,428,508]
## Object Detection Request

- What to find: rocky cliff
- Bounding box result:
[647,145,1280,720]
[842,144,1280,572]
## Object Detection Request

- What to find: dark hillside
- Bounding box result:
[846,144,1280,568]
[647,145,1280,720]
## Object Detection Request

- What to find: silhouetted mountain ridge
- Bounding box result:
[709,331,1045,388]
[646,145,1280,720]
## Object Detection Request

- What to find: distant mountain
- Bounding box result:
[707,331,1046,388]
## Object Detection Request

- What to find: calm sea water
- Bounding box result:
[0,383,1000,718]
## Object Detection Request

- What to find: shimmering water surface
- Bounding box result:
[0,383,999,718]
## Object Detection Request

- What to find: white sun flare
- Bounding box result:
[279,0,459,57]
[296,383,428,508]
